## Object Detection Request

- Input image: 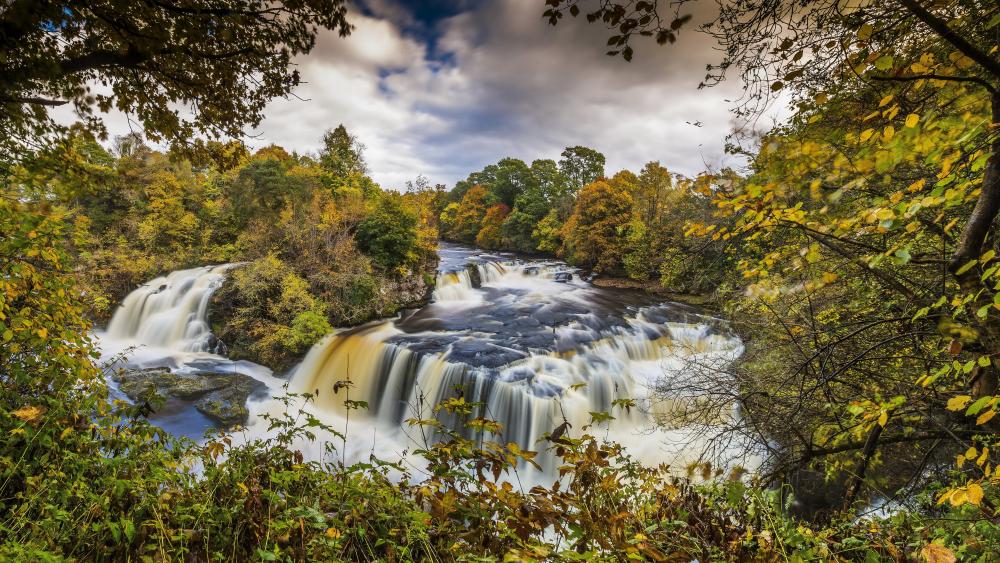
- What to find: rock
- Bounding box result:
[195,385,254,427]
[554,272,573,283]
[114,367,263,427]
[465,264,483,288]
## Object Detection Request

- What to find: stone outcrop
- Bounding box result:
[113,367,264,427]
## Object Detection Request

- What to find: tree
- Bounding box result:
[559,146,606,191]
[226,156,305,227]
[0,0,352,169]
[634,162,673,226]
[320,124,367,180]
[487,158,535,207]
[533,209,565,255]
[137,171,200,251]
[546,0,1000,510]
[475,204,511,250]
[354,193,418,270]
[449,185,492,243]
[563,180,633,273]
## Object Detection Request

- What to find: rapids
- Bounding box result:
[275,243,746,476]
[95,243,747,477]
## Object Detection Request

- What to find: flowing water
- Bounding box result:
[96,243,747,477]
[96,264,279,439]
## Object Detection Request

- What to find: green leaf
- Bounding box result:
[955,259,978,275]
[967,396,993,416]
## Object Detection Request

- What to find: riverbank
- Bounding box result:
[589,276,719,310]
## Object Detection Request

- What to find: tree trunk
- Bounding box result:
[950,91,1000,399]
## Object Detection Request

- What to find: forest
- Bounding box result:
[3,0,1000,561]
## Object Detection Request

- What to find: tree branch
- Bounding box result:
[872,72,997,94]
[897,0,1000,81]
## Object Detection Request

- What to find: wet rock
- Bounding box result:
[195,378,260,427]
[466,264,483,288]
[114,367,263,427]
[199,333,228,356]
[554,272,573,283]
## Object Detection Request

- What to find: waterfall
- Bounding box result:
[432,260,507,302]
[106,265,232,354]
[432,271,479,302]
[285,251,745,475]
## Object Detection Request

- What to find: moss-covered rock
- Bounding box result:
[195,384,256,427]
[113,367,263,427]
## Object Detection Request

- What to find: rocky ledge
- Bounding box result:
[113,367,265,427]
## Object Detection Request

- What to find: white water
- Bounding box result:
[105,265,233,354]
[96,246,750,478]
[95,264,282,439]
[243,246,749,480]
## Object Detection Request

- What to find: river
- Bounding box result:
[96,242,746,479]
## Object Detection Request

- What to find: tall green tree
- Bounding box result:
[558,146,606,191]
[320,124,368,180]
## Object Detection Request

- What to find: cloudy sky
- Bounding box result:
[67,0,785,189]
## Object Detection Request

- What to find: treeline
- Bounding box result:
[26,124,440,369]
[439,147,730,293]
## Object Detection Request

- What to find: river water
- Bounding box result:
[96,243,746,478]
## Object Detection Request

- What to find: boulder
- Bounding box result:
[113,367,264,427]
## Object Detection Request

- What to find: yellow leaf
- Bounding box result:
[921,543,956,563]
[976,410,996,425]
[857,24,873,41]
[947,395,972,411]
[860,128,875,142]
[966,446,978,459]
[237,482,249,495]
[12,405,46,424]
[883,125,895,141]
[905,113,920,128]
[948,488,968,506]
[879,94,894,107]
[878,411,888,427]
[967,483,984,505]
[36,328,47,339]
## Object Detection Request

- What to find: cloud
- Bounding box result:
[59,1,772,189]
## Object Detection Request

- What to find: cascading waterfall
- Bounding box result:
[281,245,745,476]
[431,260,508,302]
[99,244,747,476]
[106,265,233,354]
